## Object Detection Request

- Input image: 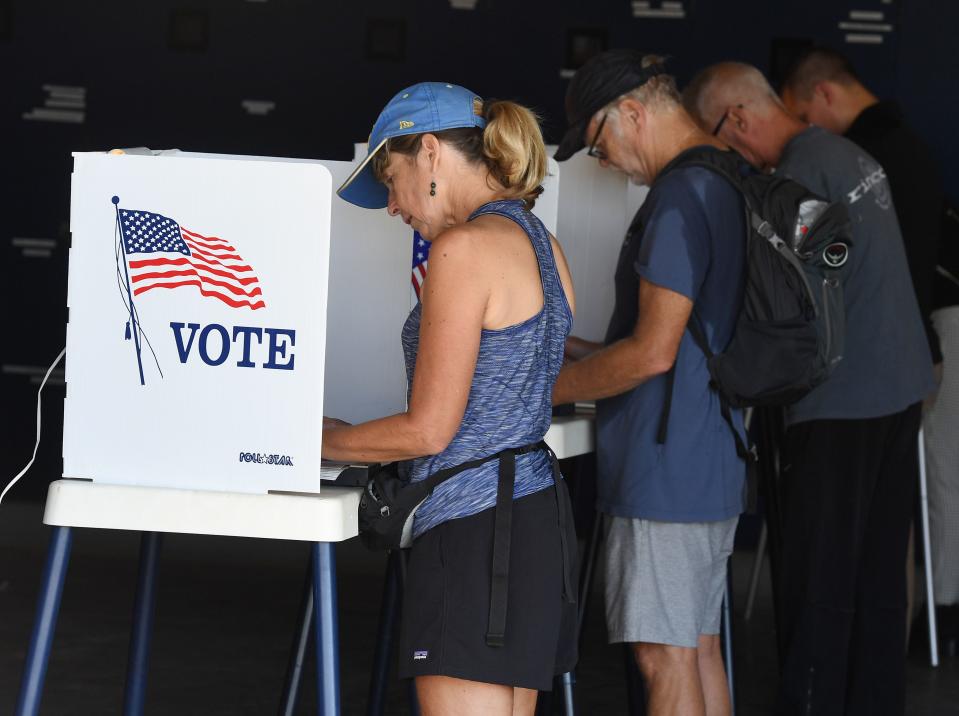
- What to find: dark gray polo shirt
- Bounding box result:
[777,126,934,423]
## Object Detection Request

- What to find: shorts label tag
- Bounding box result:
[413,650,428,660]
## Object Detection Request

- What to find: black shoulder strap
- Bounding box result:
[661,147,763,219]
[659,146,745,186]
[655,148,754,451]
[686,318,755,464]
[656,366,677,445]
[656,315,754,462]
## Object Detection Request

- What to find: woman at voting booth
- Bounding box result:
[323,82,579,713]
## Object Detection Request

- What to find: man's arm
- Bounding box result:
[564,336,604,362]
[552,279,692,405]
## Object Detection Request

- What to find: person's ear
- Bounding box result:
[618,97,647,133]
[728,105,748,135]
[419,133,441,172]
[814,81,834,107]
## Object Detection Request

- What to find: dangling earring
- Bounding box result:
[430,181,436,197]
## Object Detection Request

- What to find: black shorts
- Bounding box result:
[398,484,579,691]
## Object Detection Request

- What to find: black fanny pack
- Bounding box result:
[358,440,575,647]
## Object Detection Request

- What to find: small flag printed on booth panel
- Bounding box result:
[412,230,431,299]
[119,208,265,310]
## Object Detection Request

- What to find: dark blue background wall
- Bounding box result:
[3,0,955,495]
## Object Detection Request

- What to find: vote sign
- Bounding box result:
[64,152,332,493]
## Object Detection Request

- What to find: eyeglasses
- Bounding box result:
[587,113,609,160]
[712,104,744,136]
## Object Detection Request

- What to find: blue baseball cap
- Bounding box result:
[337,82,487,209]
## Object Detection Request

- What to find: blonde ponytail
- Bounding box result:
[480,100,547,209]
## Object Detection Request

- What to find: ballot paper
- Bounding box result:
[319,462,369,486]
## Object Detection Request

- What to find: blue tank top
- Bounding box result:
[401,199,573,539]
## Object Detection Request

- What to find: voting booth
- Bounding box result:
[18,142,645,716]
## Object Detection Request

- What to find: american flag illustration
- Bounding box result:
[412,231,431,299]
[119,208,265,310]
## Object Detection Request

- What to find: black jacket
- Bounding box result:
[845,100,944,363]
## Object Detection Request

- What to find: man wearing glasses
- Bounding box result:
[552,49,747,716]
[684,62,933,716]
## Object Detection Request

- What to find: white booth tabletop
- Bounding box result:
[44,414,595,542]
[43,481,362,542]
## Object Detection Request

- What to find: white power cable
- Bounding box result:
[0,347,66,507]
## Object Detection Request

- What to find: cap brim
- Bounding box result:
[553,121,587,162]
[336,137,390,209]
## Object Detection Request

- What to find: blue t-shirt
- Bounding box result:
[596,151,747,522]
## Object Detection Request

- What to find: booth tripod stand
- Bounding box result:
[14,480,360,716]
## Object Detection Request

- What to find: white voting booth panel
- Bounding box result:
[61,146,583,499]
[538,158,561,235]
[65,152,333,494]
[549,146,648,342]
[317,158,412,426]
[63,150,417,495]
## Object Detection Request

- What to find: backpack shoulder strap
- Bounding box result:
[654,149,738,447]
[654,148,757,451]
[686,317,755,463]
[664,148,767,221]
[660,146,747,189]
[656,312,755,464]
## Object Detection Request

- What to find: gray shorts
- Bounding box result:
[603,515,738,648]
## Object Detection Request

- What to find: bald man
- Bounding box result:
[685,63,934,716]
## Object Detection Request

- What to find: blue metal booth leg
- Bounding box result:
[15,525,74,716]
[313,542,341,716]
[367,551,401,716]
[279,561,315,716]
[123,531,163,716]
